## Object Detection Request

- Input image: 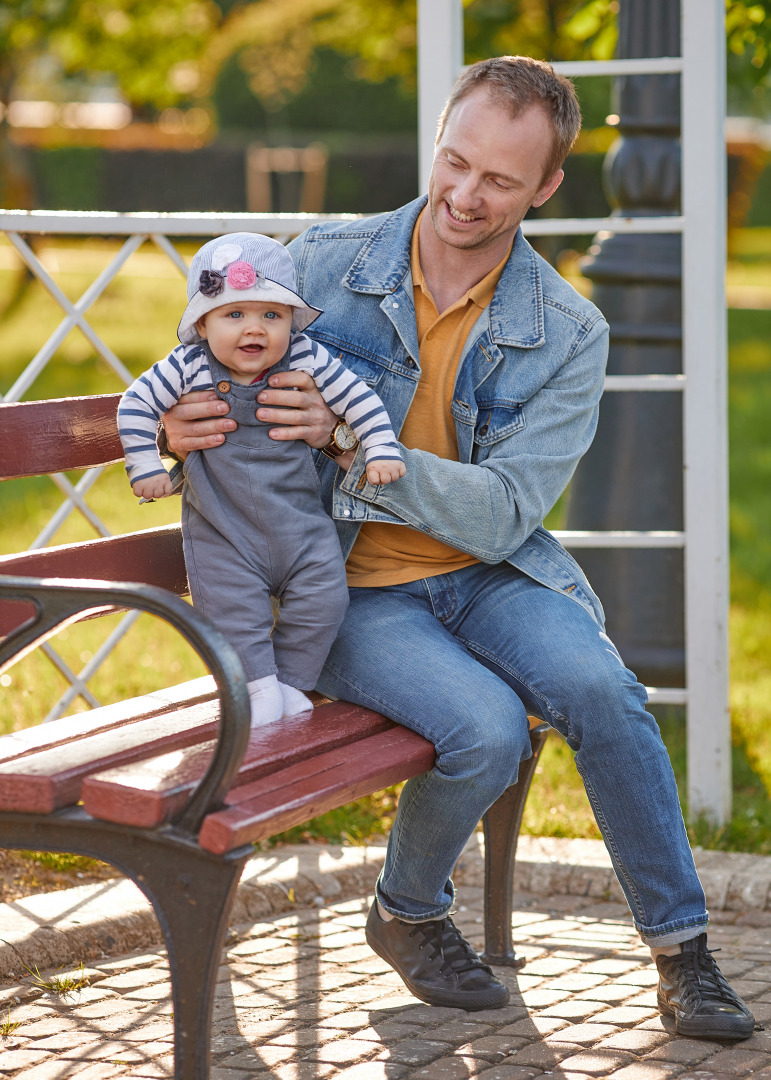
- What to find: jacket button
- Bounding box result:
[405,358,416,368]
[343,508,352,517]
[217,381,231,393]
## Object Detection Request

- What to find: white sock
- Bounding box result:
[279,682,314,717]
[247,675,284,727]
[376,899,395,922]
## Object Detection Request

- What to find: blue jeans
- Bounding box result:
[317,561,708,947]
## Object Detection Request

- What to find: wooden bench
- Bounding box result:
[0,393,548,1080]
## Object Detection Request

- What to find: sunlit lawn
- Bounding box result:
[0,230,770,851]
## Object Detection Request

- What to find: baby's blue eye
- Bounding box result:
[265,311,278,320]
[227,310,243,319]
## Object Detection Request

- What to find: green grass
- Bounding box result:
[1,232,771,853]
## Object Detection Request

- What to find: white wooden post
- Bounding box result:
[418,0,464,193]
[681,0,731,823]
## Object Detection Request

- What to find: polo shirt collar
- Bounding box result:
[343,195,545,349]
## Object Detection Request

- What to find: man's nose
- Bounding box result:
[452,173,482,208]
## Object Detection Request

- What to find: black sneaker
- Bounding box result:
[656,933,755,1040]
[365,901,510,1011]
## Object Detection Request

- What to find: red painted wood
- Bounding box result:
[0,701,221,813]
[0,677,217,769]
[198,727,435,854]
[82,701,394,828]
[0,395,124,480]
[0,526,187,636]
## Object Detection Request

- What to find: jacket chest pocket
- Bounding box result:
[474,401,526,446]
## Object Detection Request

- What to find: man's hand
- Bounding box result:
[256,370,337,449]
[162,390,236,460]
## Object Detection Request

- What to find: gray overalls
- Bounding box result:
[181,346,349,689]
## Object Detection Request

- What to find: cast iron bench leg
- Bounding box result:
[481,723,550,968]
[131,841,252,1080]
[0,812,251,1080]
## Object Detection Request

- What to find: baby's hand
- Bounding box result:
[132,474,173,500]
[366,460,406,486]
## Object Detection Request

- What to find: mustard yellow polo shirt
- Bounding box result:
[345,211,511,587]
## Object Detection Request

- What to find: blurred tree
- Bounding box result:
[0,0,218,205]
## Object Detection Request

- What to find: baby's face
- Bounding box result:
[196,300,293,384]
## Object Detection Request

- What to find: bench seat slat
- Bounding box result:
[198,727,435,854]
[0,677,218,768]
[82,702,394,828]
[0,702,221,813]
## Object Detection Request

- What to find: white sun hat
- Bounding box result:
[177,232,322,344]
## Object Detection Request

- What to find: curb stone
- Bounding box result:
[0,835,769,979]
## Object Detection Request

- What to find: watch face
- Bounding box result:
[334,423,358,451]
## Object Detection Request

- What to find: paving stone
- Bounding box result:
[0,1046,52,1070]
[586,1005,658,1026]
[454,1035,530,1061]
[609,1063,683,1080]
[411,1054,487,1078]
[596,1027,671,1052]
[499,1015,571,1038]
[538,999,606,1021]
[646,1036,726,1063]
[306,1037,385,1065]
[268,1063,339,1080]
[427,1021,496,1045]
[375,1039,455,1066]
[505,1039,584,1067]
[543,1021,622,1046]
[698,1048,771,1075]
[553,1048,635,1074]
[473,1065,548,1079]
[332,1063,409,1079]
[353,1023,431,1044]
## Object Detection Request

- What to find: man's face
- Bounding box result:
[428,88,563,254]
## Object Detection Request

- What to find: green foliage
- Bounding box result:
[22,960,90,996]
[727,0,771,112]
[0,1010,19,1037]
[18,850,105,873]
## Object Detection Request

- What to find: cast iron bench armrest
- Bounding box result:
[0,574,250,838]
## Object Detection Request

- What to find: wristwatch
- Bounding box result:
[320,420,359,460]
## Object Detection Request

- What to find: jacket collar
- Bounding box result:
[343,195,545,349]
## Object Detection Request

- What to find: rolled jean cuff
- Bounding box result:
[375,874,455,924]
[636,913,709,948]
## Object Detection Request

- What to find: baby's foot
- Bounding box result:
[279,682,314,717]
[247,675,284,727]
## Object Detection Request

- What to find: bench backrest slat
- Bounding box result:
[0,395,124,480]
[0,527,188,636]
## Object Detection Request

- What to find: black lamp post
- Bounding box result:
[565,0,684,686]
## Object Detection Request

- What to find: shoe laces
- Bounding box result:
[668,943,743,1009]
[408,916,492,978]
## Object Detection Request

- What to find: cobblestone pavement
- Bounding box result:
[0,885,769,1080]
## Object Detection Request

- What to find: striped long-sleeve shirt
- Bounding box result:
[117,334,403,487]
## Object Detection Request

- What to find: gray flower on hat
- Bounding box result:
[199,269,225,297]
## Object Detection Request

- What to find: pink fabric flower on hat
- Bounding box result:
[227,261,257,289]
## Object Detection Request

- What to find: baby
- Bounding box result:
[118,232,405,725]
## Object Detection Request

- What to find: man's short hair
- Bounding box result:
[437,56,582,180]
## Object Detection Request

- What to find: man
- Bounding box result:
[162,57,754,1040]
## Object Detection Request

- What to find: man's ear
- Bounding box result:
[532,168,564,209]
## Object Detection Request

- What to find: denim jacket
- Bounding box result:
[287,196,609,626]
